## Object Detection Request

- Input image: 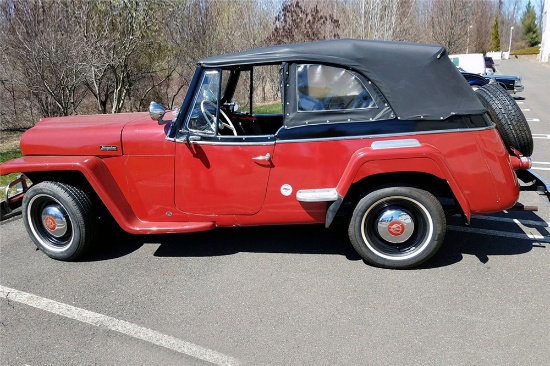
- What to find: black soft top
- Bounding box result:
[200,39,485,121]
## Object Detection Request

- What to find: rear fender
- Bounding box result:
[335,143,471,221]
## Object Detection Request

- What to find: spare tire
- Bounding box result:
[475,83,533,156]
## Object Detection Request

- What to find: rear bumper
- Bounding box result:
[517,169,550,203]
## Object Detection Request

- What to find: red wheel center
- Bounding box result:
[44,216,57,231]
[388,221,405,236]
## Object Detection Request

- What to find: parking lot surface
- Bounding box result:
[1,59,549,366]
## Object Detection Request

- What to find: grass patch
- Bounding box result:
[511,46,540,55]
[0,131,24,190]
[1,149,22,163]
[0,149,23,189]
[253,102,282,114]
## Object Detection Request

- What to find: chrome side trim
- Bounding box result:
[174,138,276,146]
[371,139,420,150]
[275,125,495,144]
[296,188,339,202]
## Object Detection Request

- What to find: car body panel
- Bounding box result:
[20,113,152,156]
[175,140,275,215]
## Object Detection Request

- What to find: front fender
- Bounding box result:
[335,143,472,220]
[0,156,137,230]
[0,156,212,234]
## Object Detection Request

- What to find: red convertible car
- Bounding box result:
[0,39,546,268]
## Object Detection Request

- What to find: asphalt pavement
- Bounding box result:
[1,59,549,366]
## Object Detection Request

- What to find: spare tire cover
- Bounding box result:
[475,83,533,156]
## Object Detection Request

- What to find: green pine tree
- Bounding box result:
[520,1,541,47]
[490,17,500,51]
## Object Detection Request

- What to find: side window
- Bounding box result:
[252,65,282,115]
[186,70,221,135]
[296,64,377,112]
[231,65,282,115]
[224,65,283,136]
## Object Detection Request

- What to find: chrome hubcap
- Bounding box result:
[41,204,68,238]
[376,208,414,244]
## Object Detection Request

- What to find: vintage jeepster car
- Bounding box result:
[1,39,547,268]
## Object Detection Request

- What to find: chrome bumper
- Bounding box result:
[0,174,29,220]
[513,85,524,94]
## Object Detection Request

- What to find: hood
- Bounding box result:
[486,74,521,81]
[21,112,150,156]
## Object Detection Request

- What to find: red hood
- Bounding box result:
[21,112,151,156]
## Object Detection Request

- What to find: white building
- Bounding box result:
[541,0,549,62]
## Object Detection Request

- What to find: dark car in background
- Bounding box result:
[459,67,524,94]
[484,56,496,72]
[485,73,524,94]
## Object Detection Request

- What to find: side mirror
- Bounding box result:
[149,101,171,125]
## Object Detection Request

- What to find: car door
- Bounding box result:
[174,69,275,215]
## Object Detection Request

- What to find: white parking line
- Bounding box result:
[447,225,550,242]
[523,108,531,111]
[0,285,240,366]
[531,162,550,171]
[533,134,550,139]
[471,215,550,227]
[516,101,524,104]
[526,118,541,122]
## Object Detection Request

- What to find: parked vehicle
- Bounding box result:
[484,56,496,72]
[459,67,524,94]
[460,69,489,89]
[485,74,524,94]
[449,53,486,74]
[1,39,545,269]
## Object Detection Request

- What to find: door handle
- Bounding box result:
[252,153,271,161]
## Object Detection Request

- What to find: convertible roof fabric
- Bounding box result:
[200,39,486,122]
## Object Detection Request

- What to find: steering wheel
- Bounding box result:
[200,100,237,136]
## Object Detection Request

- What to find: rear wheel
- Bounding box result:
[348,186,446,269]
[22,181,96,260]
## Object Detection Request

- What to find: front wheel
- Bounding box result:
[348,187,446,269]
[22,181,96,260]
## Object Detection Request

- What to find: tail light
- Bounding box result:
[509,147,532,170]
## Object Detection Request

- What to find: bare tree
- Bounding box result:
[3,0,528,131]
[1,0,90,117]
[82,0,173,114]
[470,0,499,53]
[267,0,340,45]
[421,0,470,53]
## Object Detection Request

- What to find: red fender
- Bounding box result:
[0,156,214,233]
[335,144,472,221]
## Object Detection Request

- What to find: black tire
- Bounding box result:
[348,187,446,269]
[22,181,96,260]
[475,83,533,157]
